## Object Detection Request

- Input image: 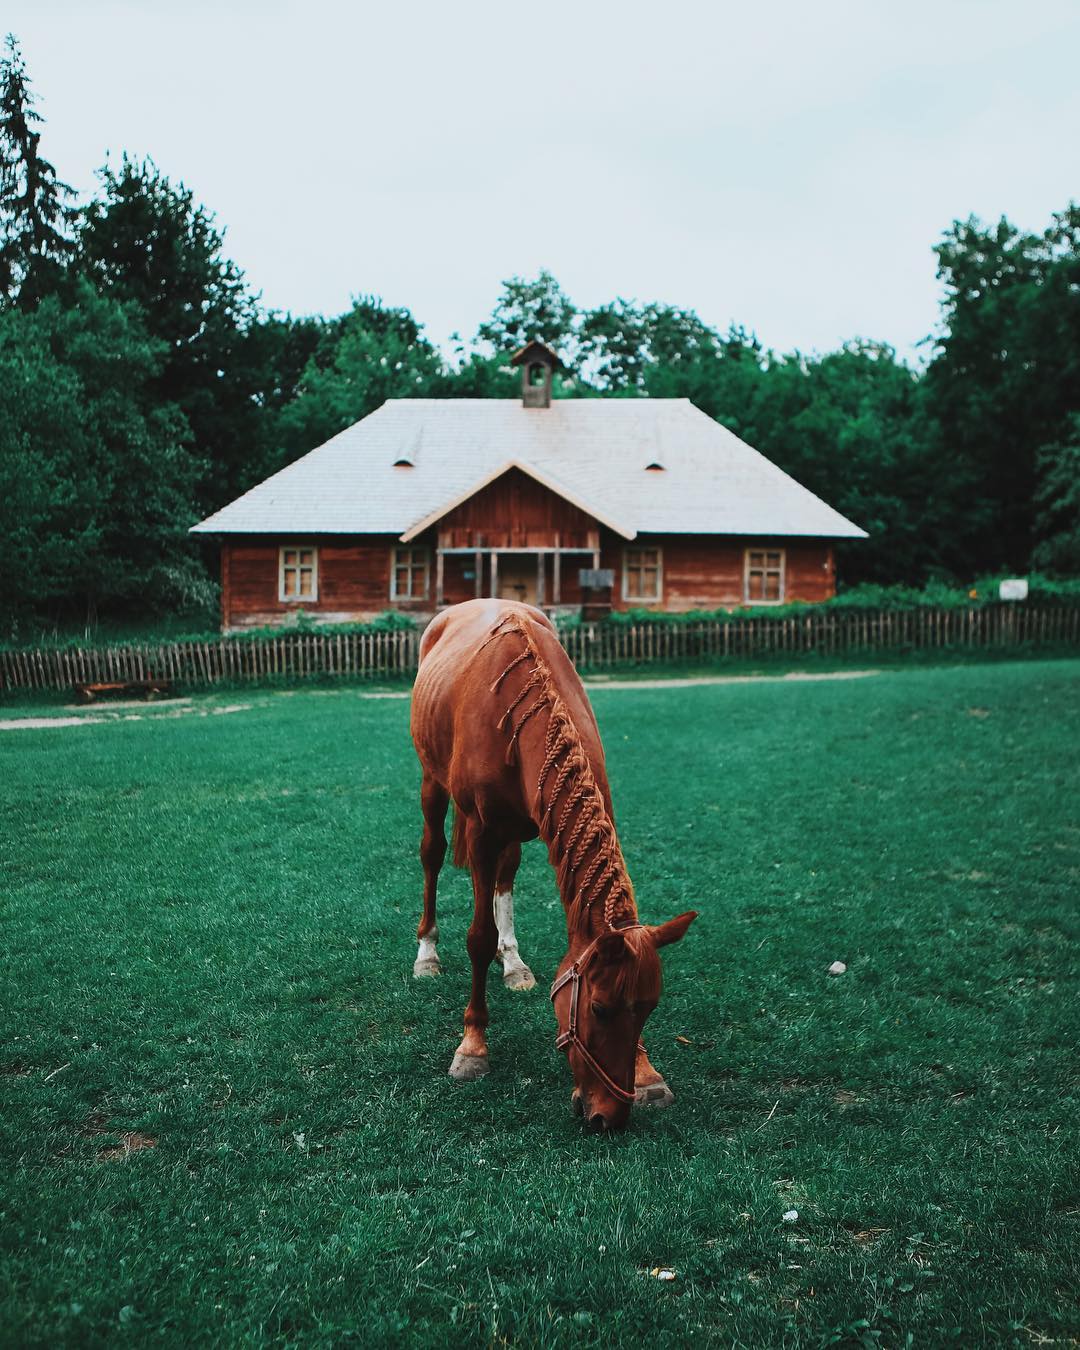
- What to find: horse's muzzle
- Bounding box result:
[574,1089,628,1133]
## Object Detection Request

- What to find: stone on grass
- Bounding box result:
[828,960,847,975]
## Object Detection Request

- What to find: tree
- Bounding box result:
[270,298,443,467]
[639,318,757,411]
[0,316,99,625]
[0,280,206,628]
[643,329,943,584]
[576,299,651,392]
[760,343,947,585]
[77,155,262,509]
[1032,414,1080,574]
[923,204,1080,571]
[476,270,578,365]
[242,310,335,478]
[0,34,75,309]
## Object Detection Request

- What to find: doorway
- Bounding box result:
[496,554,539,605]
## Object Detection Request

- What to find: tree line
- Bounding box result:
[1,35,1077,632]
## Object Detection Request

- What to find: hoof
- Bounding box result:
[635,1080,675,1109]
[502,964,536,992]
[449,1052,489,1081]
[412,957,441,979]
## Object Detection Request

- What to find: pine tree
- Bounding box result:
[0,34,76,309]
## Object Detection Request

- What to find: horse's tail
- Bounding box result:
[451,805,469,869]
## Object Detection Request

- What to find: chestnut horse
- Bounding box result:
[409,598,696,1130]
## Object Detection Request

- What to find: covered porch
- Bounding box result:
[433,528,601,610]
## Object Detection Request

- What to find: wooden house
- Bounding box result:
[191,341,866,631]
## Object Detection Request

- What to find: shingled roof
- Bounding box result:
[190,398,867,540]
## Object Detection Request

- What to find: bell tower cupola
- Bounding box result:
[510,339,559,409]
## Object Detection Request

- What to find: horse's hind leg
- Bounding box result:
[413,775,448,978]
[493,842,536,992]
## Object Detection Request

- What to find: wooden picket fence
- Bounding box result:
[0,628,423,695]
[2,604,1078,696]
[559,603,1080,669]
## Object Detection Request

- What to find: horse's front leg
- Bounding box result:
[634,1040,675,1108]
[449,821,501,1081]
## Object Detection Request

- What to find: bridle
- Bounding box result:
[549,925,644,1105]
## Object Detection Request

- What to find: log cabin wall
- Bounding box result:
[603,534,835,612]
[221,534,405,630]
[219,529,837,630]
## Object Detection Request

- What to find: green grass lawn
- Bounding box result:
[1,663,1078,1347]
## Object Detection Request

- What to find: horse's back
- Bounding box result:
[410,600,600,812]
[418,599,554,663]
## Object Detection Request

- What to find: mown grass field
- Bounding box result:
[1,661,1078,1347]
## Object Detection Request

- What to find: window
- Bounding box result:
[279,546,317,601]
[622,547,662,602]
[745,548,785,603]
[391,547,430,601]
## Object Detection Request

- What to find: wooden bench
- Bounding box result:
[75,679,172,704]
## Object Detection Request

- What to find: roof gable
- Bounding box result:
[399,458,635,542]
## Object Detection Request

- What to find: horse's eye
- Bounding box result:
[590,1001,612,1021]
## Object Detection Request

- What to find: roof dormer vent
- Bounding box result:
[510,339,559,409]
[393,458,414,468]
[645,462,665,471]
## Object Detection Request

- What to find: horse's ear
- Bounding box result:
[649,911,698,948]
[594,931,628,964]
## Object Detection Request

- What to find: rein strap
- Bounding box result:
[549,925,644,1106]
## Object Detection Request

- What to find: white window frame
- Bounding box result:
[744,547,786,605]
[279,545,318,602]
[390,546,430,601]
[622,546,663,603]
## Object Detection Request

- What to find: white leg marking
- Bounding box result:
[413,924,441,977]
[494,890,535,990]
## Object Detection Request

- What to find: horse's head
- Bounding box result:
[551,911,697,1131]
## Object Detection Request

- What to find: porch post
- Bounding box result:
[474,549,482,598]
[553,532,561,606]
[536,552,545,608]
[490,551,499,598]
[435,548,445,609]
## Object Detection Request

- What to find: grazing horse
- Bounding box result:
[409,598,696,1131]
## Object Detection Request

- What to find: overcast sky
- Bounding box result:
[8,0,1079,361]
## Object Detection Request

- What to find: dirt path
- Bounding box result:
[347,669,883,699]
[1,669,882,726]
[0,703,250,731]
[581,669,881,690]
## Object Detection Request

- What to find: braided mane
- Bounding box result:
[481,615,636,931]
